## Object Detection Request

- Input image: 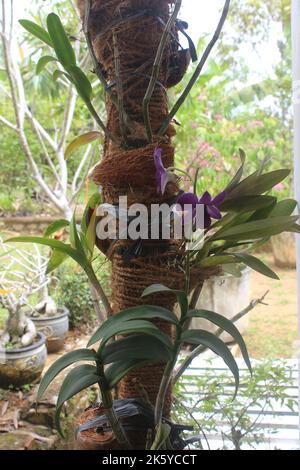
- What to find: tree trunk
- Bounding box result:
[77,0,185,447]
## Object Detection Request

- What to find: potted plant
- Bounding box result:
[26,246,69,353]
[271,232,296,269]
[0,240,69,356]
[0,240,47,388]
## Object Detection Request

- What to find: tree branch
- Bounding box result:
[0,115,17,131]
[173,290,269,384]
[71,144,92,194]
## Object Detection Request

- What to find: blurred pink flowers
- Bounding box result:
[250,120,264,128]
[274,182,285,192]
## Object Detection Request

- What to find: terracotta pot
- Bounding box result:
[75,405,151,450]
[0,332,47,388]
[271,232,296,269]
[30,307,69,353]
[75,407,121,450]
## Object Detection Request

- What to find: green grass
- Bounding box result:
[0,308,7,329]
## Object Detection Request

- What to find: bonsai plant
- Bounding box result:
[0,239,69,357]
[0,239,47,388]
[8,0,299,450]
[25,244,70,353]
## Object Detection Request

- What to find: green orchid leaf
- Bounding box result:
[55,364,100,436]
[81,192,102,234]
[37,349,97,401]
[220,195,276,213]
[5,236,90,274]
[226,148,246,192]
[36,55,58,74]
[151,423,171,450]
[65,131,101,160]
[200,255,238,267]
[226,169,290,199]
[268,199,297,217]
[88,319,173,350]
[102,334,173,364]
[222,263,243,277]
[92,305,178,335]
[46,13,76,67]
[19,19,53,47]
[142,284,188,318]
[180,330,240,394]
[212,216,299,241]
[186,310,252,373]
[105,360,150,389]
[233,253,279,280]
[44,219,69,238]
[289,224,300,233]
[66,65,93,102]
[53,69,73,83]
[46,249,68,274]
[69,214,84,253]
[85,208,97,257]
[248,200,278,221]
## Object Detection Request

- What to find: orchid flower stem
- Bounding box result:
[193,168,200,195]
[154,347,179,429]
[97,367,132,449]
[142,0,182,142]
[167,167,194,184]
[85,100,118,145]
[113,31,127,143]
[154,323,184,432]
[83,0,107,89]
[185,250,191,293]
[158,0,231,137]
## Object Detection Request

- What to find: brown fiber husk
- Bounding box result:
[76,0,216,449]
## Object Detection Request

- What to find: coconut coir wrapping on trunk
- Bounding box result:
[76,0,206,448]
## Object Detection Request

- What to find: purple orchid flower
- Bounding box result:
[154,148,176,195]
[176,190,226,228]
[175,192,198,225]
[199,190,226,228]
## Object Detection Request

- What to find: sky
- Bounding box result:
[11,0,281,85]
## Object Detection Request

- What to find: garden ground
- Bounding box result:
[244,254,297,359]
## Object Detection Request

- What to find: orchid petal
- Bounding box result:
[211,190,227,206]
[199,191,212,204]
[207,205,222,220]
[177,192,199,208]
[204,212,212,229]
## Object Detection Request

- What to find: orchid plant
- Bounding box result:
[5,146,299,449]
[6,6,299,451]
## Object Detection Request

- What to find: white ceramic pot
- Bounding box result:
[31,307,69,353]
[0,332,47,388]
[190,269,251,343]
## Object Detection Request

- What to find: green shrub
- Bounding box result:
[56,265,96,330]
[0,194,15,213]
